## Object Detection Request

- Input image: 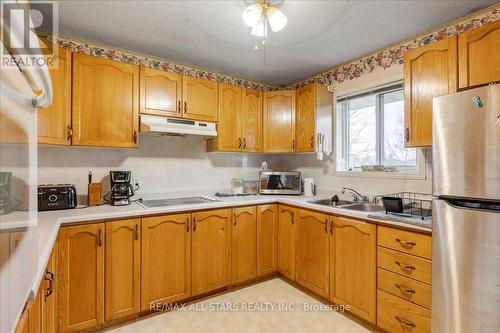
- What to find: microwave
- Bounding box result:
[259,171,302,195]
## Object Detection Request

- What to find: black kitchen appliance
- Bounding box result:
[109,171,135,206]
[38,184,77,211]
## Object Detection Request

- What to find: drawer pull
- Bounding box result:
[395,283,416,295]
[395,238,416,248]
[395,261,415,271]
[395,316,416,328]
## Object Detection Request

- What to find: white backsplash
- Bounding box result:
[38,135,432,200]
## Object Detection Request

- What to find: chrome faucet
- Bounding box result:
[340,187,369,202]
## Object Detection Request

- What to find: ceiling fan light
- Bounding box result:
[242,3,263,27]
[250,17,267,37]
[266,6,287,32]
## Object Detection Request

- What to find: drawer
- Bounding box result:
[377,290,430,333]
[377,247,431,284]
[378,226,431,259]
[378,268,431,309]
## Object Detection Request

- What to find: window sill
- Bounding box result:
[332,169,426,180]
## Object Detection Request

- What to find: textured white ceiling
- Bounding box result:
[37,0,497,85]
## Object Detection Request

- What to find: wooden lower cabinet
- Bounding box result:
[232,206,257,285]
[330,216,377,324]
[42,244,58,333]
[141,213,191,310]
[277,205,296,280]
[58,223,105,332]
[295,209,330,298]
[256,204,278,277]
[105,219,141,320]
[191,209,231,296]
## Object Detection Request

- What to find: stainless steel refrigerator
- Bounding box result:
[432,84,500,333]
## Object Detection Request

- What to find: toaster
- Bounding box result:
[38,184,77,211]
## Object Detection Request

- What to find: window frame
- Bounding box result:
[336,82,418,172]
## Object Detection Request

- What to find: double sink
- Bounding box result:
[307,198,383,212]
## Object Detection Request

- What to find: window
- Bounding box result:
[336,83,417,172]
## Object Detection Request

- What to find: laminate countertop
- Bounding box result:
[1,192,431,331]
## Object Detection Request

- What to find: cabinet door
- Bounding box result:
[38,38,72,145]
[105,219,140,321]
[182,76,218,122]
[191,209,231,296]
[141,213,191,310]
[458,21,500,88]
[28,287,43,333]
[277,205,296,280]
[232,206,257,285]
[330,217,376,324]
[216,84,242,151]
[72,54,139,147]
[295,209,329,298]
[241,88,263,152]
[257,204,278,277]
[263,90,295,152]
[140,67,182,117]
[58,223,104,332]
[403,36,457,147]
[295,84,316,152]
[42,244,57,333]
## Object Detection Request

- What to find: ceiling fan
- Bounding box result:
[242,0,287,38]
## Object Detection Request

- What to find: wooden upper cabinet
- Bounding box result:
[72,53,139,148]
[182,76,218,122]
[330,217,376,324]
[241,88,263,152]
[141,213,191,310]
[105,219,140,321]
[277,205,296,280]
[295,84,316,152]
[191,209,231,296]
[263,90,296,152]
[37,37,72,145]
[295,209,330,298]
[140,67,182,117]
[211,84,242,151]
[257,204,278,277]
[458,21,500,89]
[231,206,257,285]
[403,36,457,147]
[58,223,104,332]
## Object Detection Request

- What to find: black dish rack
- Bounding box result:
[380,192,433,219]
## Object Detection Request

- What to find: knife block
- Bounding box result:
[87,183,102,206]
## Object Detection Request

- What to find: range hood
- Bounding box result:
[140,115,217,138]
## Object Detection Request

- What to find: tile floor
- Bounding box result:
[101,278,371,333]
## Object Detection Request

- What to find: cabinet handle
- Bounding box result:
[292,139,295,150]
[44,271,54,299]
[395,261,415,271]
[395,283,416,295]
[193,217,197,231]
[395,238,416,248]
[238,137,242,149]
[135,224,139,240]
[405,127,410,142]
[186,217,190,232]
[330,220,333,236]
[184,101,187,114]
[98,229,103,247]
[324,218,328,234]
[310,135,314,148]
[178,101,181,113]
[133,130,138,144]
[243,137,246,149]
[66,126,73,141]
[395,316,415,328]
[291,211,295,224]
[233,213,237,226]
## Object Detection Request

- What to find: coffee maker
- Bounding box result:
[109,171,135,206]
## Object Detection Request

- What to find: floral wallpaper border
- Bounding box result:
[46,4,499,91]
[286,5,500,90]
[48,36,279,91]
